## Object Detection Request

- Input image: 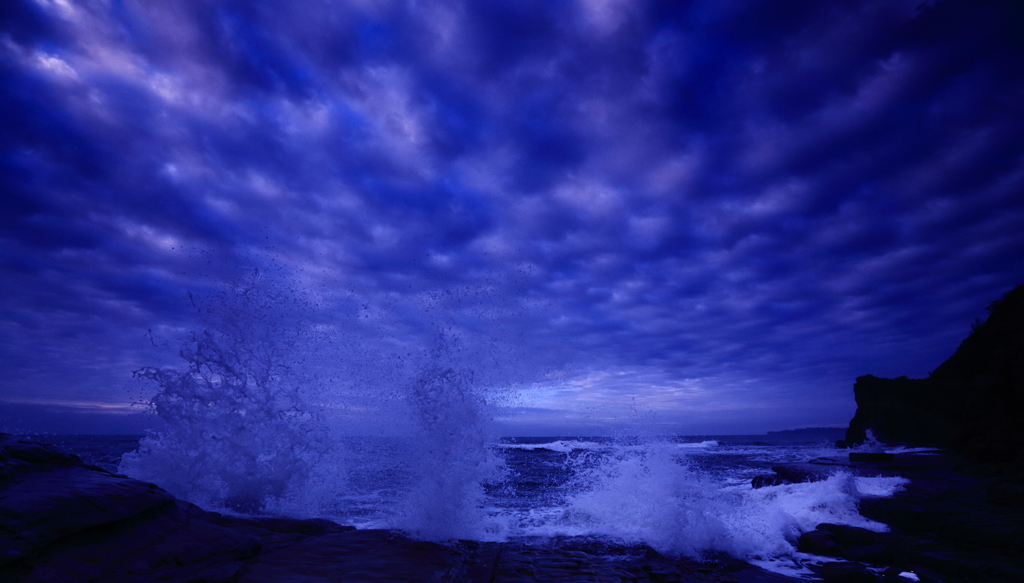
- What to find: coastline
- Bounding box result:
[6,434,1022,582]
[0,433,800,582]
[772,451,1024,582]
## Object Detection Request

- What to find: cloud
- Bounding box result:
[2,0,1023,434]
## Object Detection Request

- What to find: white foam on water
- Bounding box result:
[518,440,908,562]
[676,440,719,448]
[497,440,612,453]
[854,474,911,497]
[886,446,941,454]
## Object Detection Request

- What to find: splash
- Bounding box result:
[121,271,512,536]
[119,270,910,564]
[549,440,907,560]
[120,326,332,513]
[857,429,886,453]
[394,357,505,540]
[121,270,345,514]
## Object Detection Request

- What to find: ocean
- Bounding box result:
[42,430,910,578]
[32,300,914,579]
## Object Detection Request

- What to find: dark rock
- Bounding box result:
[796,529,841,556]
[215,514,355,537]
[486,544,803,583]
[751,463,838,489]
[24,500,265,583]
[800,524,901,566]
[843,284,1024,464]
[0,436,176,569]
[849,453,895,462]
[816,561,880,582]
[751,475,788,488]
[836,452,1024,582]
[986,476,1024,507]
[816,524,887,549]
[843,544,895,564]
[843,375,957,450]
[236,529,464,583]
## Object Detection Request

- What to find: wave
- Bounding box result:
[676,439,719,448]
[496,439,613,454]
[118,275,911,570]
[525,441,908,560]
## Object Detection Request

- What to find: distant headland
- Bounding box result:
[841,284,1024,465]
[766,427,845,437]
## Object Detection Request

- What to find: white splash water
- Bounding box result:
[120,328,334,514]
[122,272,510,536]
[393,357,505,540]
[120,272,909,569]
[496,439,613,453]
[512,440,906,559]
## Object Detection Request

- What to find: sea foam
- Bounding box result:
[528,440,906,559]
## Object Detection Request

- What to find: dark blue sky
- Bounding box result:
[2,0,1023,435]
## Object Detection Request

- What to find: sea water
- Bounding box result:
[47,431,908,577]
[55,275,910,577]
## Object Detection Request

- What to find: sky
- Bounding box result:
[2,0,1023,436]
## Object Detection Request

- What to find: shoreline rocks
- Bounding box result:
[1,433,801,583]
[829,283,1024,579]
[796,452,1024,582]
[5,433,1024,581]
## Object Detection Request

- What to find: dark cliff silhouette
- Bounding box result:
[843,284,1024,464]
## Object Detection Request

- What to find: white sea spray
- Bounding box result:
[117,270,911,566]
[120,275,336,514]
[547,440,908,559]
[121,270,524,534]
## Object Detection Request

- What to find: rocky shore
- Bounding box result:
[5,436,1024,581]
[2,433,804,583]
[757,451,1024,582]
[841,284,1024,465]
[796,283,1024,582]
[5,287,1023,583]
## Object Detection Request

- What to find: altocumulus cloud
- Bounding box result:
[2,0,1023,434]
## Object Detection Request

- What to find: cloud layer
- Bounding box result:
[2,0,1023,434]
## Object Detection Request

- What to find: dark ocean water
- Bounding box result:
[38,434,143,473]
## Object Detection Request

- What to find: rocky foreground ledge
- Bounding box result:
[763,453,1024,583]
[1,433,800,583]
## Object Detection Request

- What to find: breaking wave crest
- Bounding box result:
[550,441,906,558]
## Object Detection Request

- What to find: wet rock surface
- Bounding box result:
[751,459,844,488]
[482,540,800,583]
[1,434,801,582]
[794,453,1024,582]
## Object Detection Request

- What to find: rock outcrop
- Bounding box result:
[796,452,1024,582]
[0,434,362,583]
[843,284,1024,464]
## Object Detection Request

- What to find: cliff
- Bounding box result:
[843,284,1024,464]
